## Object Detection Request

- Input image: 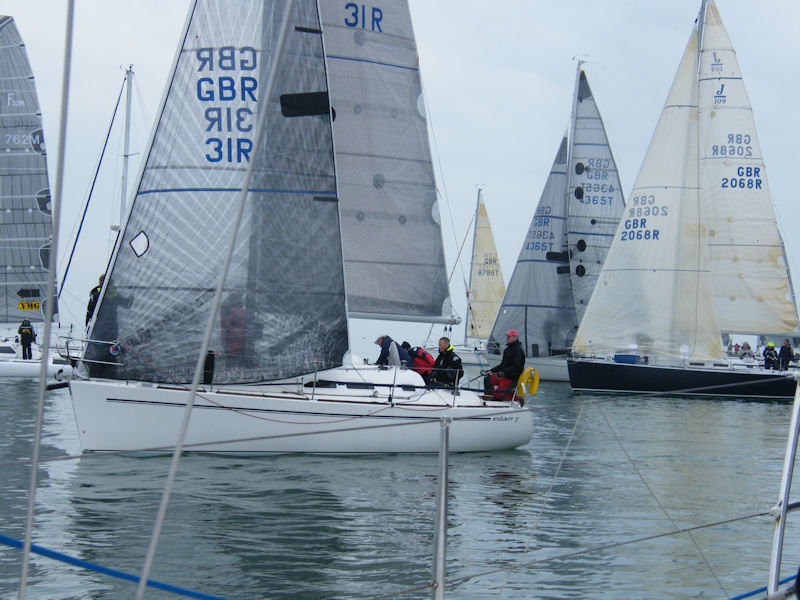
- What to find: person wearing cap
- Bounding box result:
[484,329,526,401]
[778,338,794,371]
[763,341,778,370]
[374,334,412,368]
[430,337,463,388]
[17,319,36,360]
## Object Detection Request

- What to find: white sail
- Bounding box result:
[699,2,798,335]
[575,0,797,362]
[574,27,723,360]
[566,70,625,322]
[464,188,504,342]
[319,2,452,322]
[489,68,624,360]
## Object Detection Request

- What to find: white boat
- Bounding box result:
[454,188,504,368]
[569,0,799,398]
[68,0,532,454]
[0,16,73,381]
[486,64,625,381]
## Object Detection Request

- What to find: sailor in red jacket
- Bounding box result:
[401,341,435,385]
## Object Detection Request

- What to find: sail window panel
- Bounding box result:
[87,0,348,383]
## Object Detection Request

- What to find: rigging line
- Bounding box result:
[0,534,229,600]
[19,2,75,599]
[121,344,410,415]
[424,205,475,347]
[57,72,126,301]
[595,402,728,596]
[495,402,587,598]
[434,511,770,596]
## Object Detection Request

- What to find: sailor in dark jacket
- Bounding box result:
[431,337,463,388]
[17,319,36,360]
[374,334,412,367]
[86,273,105,326]
[484,329,526,400]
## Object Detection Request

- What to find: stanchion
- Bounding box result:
[431,416,450,599]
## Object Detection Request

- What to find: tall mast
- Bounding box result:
[119,65,134,228]
[464,186,482,344]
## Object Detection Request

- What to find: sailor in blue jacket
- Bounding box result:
[374,334,412,367]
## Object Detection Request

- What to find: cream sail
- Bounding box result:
[464,188,505,343]
[569,0,798,398]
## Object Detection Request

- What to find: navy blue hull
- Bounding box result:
[567,358,797,398]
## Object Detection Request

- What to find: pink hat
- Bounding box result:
[506,329,519,337]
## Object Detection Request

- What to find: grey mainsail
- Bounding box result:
[86,0,347,384]
[320,1,452,321]
[0,16,56,325]
[489,68,624,358]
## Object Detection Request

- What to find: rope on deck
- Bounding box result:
[0,533,229,600]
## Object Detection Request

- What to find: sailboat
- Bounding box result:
[568,0,799,398]
[68,0,532,453]
[454,187,505,367]
[0,15,72,381]
[486,65,625,381]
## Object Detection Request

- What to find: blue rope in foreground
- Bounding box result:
[0,533,229,600]
[728,573,796,600]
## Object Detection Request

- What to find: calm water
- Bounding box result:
[1,376,799,599]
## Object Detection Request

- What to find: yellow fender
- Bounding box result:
[516,367,539,398]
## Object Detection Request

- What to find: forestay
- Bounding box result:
[86,0,348,384]
[319,1,452,321]
[0,16,57,325]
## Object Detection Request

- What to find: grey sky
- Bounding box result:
[1,0,797,357]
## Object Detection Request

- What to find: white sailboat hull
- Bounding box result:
[0,339,73,380]
[69,366,533,454]
[478,353,569,382]
[523,356,569,382]
[0,356,72,380]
